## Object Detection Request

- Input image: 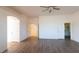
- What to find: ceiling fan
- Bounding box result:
[40,6,60,13]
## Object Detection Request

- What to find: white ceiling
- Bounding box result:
[11,6,79,17]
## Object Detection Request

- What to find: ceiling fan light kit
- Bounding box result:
[40,6,60,13]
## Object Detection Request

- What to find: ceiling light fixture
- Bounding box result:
[40,6,60,13]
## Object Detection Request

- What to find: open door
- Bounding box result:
[7,16,20,42]
[64,23,71,40]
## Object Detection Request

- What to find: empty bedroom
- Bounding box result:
[0,6,79,53]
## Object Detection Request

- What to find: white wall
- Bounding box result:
[19,15,28,41]
[0,8,7,52]
[39,15,72,39]
[0,7,28,52]
[71,11,79,42]
[1,7,28,41]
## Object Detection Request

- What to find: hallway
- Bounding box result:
[6,37,79,53]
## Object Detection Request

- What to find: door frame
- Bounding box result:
[7,16,20,42]
[64,23,71,40]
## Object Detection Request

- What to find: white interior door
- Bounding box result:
[7,16,20,42]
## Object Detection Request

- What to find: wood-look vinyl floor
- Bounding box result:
[6,38,79,53]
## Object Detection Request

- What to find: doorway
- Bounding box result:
[29,24,37,37]
[28,24,38,40]
[64,23,71,40]
[7,16,20,43]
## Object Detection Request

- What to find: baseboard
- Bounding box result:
[21,36,39,42]
[39,38,64,40]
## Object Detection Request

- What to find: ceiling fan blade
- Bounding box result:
[53,8,60,10]
[52,6,56,7]
[40,6,49,8]
[42,8,49,12]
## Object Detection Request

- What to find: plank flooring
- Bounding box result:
[6,37,79,53]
